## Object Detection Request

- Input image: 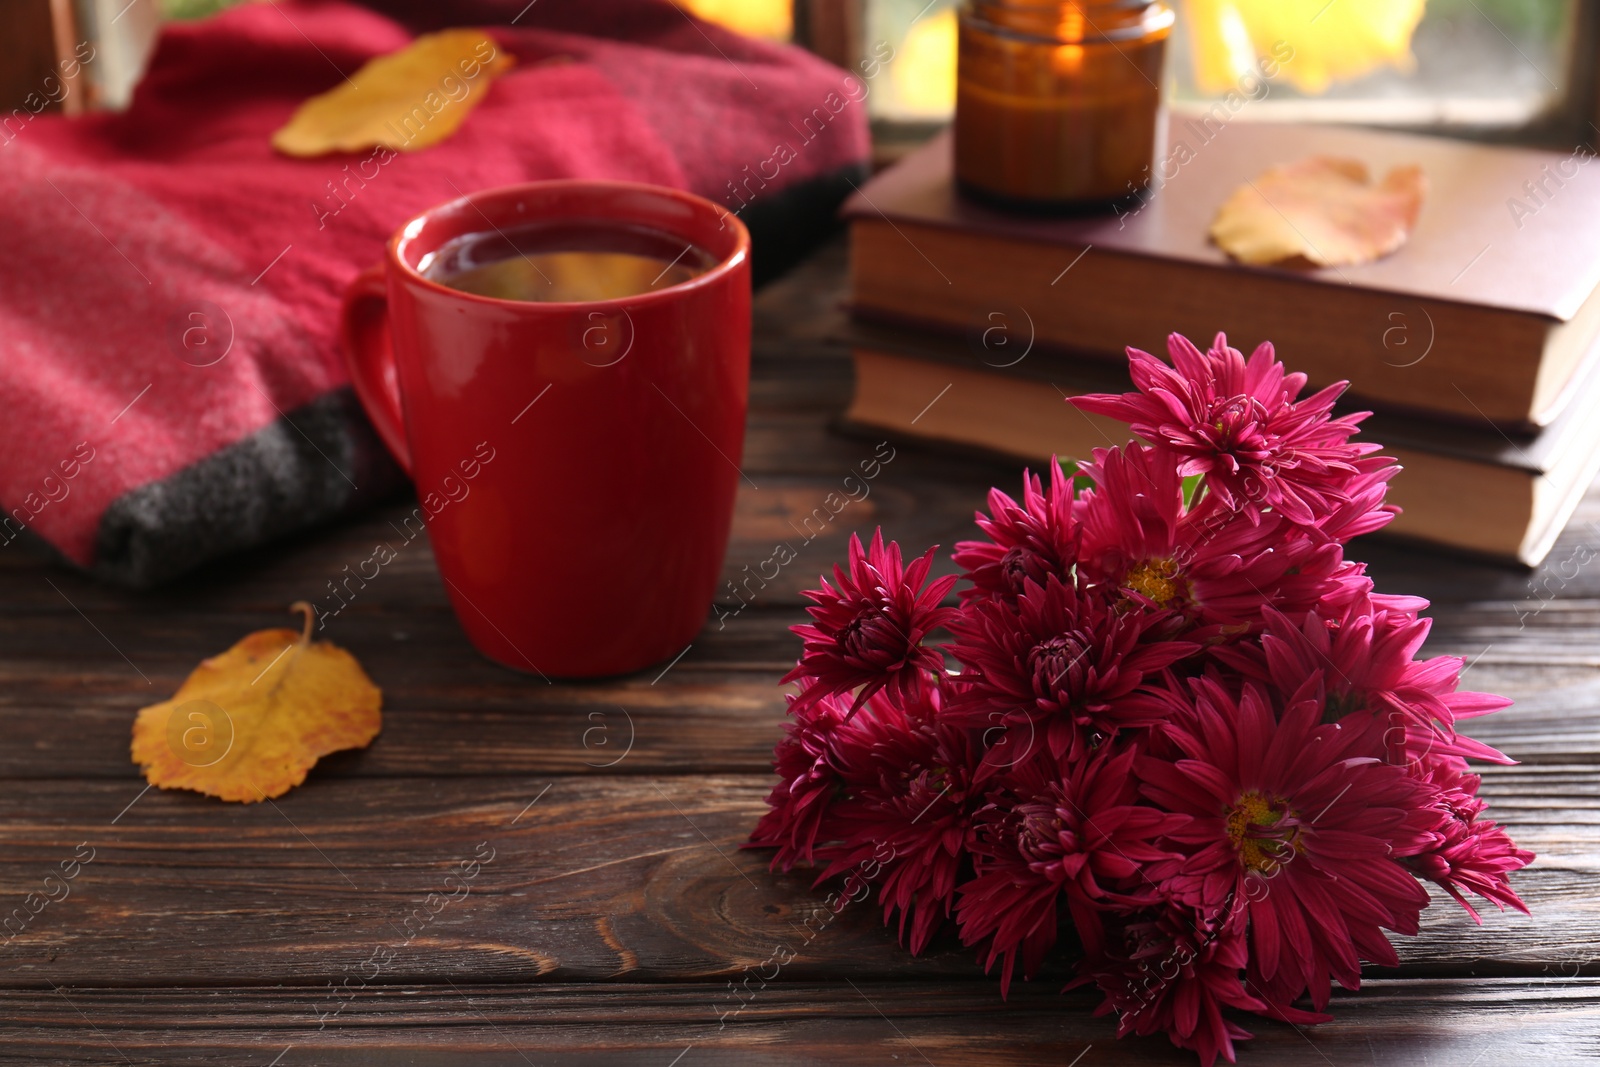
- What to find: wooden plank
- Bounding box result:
[0,775,1584,989]
[0,613,797,778]
[0,597,1593,779]
[0,500,1595,781]
[0,980,1596,1066]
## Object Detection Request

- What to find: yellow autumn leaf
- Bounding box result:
[271,29,515,157]
[1210,155,1426,267]
[1181,0,1427,95]
[131,603,382,803]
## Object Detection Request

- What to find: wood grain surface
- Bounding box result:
[1,240,1597,1064]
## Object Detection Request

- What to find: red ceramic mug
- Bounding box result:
[340,181,751,677]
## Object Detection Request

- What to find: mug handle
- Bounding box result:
[339,264,412,474]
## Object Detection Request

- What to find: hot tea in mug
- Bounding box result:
[419,221,716,303]
[341,181,751,677]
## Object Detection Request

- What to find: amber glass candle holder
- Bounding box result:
[955,0,1174,211]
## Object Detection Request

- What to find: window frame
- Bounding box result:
[796,0,1600,154]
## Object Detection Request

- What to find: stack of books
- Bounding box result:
[840,120,1600,565]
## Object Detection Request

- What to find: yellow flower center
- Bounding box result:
[1226,791,1301,874]
[1125,558,1182,606]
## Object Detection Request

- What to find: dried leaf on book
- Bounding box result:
[271,29,515,157]
[130,603,382,802]
[1209,156,1426,268]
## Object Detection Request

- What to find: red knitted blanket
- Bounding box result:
[0,0,868,584]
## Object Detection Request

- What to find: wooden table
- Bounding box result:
[3,240,1598,1065]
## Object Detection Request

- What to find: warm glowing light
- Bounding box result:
[1051,4,1086,74]
[893,7,958,116]
[1051,43,1085,75]
[674,0,793,41]
[1056,5,1086,41]
[1181,0,1428,94]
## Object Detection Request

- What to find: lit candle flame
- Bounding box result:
[1052,4,1086,75]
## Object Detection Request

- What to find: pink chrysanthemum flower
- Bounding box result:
[953,461,1080,602]
[1073,445,1346,631]
[958,745,1188,994]
[1405,755,1534,921]
[749,335,1529,1065]
[946,575,1199,762]
[1072,443,1188,595]
[1316,465,1401,543]
[1216,601,1515,766]
[815,676,978,955]
[1071,333,1392,528]
[784,529,958,714]
[1081,902,1326,1067]
[747,687,853,870]
[1139,679,1437,1012]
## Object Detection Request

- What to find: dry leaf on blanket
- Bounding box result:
[272,29,515,156]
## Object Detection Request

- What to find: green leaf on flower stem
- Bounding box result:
[1182,474,1204,508]
[1057,458,1093,497]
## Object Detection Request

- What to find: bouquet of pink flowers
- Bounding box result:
[749,334,1533,1064]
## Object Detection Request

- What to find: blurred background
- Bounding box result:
[5,0,1594,156]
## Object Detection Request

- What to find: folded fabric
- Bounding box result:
[0,0,869,586]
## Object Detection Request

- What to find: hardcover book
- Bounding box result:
[840,323,1600,565]
[843,122,1600,430]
